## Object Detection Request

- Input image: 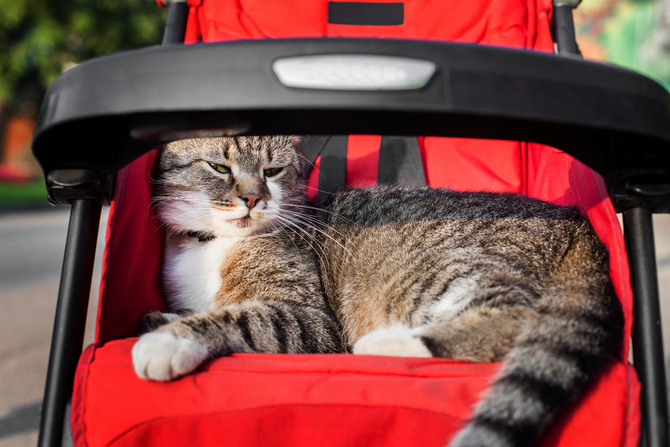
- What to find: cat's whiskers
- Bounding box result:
[296,153,325,182]
[272,215,331,271]
[285,221,332,270]
[280,208,354,242]
[147,173,165,186]
[269,219,323,267]
[274,217,330,270]
[151,194,211,207]
[153,193,275,240]
[303,185,331,193]
[279,211,356,262]
[157,217,198,239]
[280,209,359,256]
[272,214,324,249]
[153,199,218,235]
[282,203,356,225]
[148,197,180,216]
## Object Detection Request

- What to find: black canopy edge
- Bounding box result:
[31,38,670,210]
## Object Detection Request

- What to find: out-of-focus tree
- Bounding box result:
[0,0,166,104]
[574,0,670,90]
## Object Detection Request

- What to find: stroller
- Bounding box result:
[31,0,670,446]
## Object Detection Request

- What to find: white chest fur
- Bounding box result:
[163,236,241,313]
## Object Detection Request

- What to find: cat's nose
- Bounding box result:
[241,194,261,209]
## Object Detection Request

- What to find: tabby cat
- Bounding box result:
[131,136,623,447]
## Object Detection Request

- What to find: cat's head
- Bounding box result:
[155,136,304,238]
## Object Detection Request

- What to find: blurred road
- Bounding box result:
[0,208,668,446]
[0,208,106,447]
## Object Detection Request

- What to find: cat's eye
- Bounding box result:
[264,167,283,177]
[209,163,231,174]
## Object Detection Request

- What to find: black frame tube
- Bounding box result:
[554,4,580,55]
[162,1,188,45]
[623,207,669,447]
[38,199,102,447]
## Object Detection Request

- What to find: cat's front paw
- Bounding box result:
[132,332,209,381]
[353,327,432,357]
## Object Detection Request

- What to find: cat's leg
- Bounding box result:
[352,325,432,357]
[132,301,343,381]
[352,306,535,360]
[135,309,195,335]
[419,306,537,363]
[136,312,180,335]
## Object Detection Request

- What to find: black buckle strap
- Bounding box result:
[298,135,426,202]
[296,136,330,168]
[378,136,426,187]
[316,136,349,202]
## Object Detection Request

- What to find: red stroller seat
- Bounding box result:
[64,1,642,446]
[73,147,640,447]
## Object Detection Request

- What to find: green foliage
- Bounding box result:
[0,178,47,205]
[575,0,670,90]
[601,0,670,89]
[0,0,166,103]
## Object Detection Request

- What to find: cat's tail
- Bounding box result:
[449,228,623,447]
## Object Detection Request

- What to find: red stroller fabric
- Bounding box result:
[71,1,641,446]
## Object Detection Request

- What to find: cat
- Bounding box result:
[131,136,623,447]
[132,136,345,381]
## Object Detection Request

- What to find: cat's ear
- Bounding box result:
[158,142,178,170]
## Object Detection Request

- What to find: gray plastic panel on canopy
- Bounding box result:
[33,38,670,182]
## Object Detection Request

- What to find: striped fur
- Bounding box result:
[315,187,622,447]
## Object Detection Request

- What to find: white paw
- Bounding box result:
[353,327,432,357]
[132,332,209,381]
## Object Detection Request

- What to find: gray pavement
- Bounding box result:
[0,208,668,446]
[0,207,106,446]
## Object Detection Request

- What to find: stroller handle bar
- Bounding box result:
[32,38,670,211]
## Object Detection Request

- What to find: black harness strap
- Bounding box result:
[296,136,331,171]
[378,136,426,187]
[298,135,426,202]
[316,136,349,202]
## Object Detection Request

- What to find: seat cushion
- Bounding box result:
[72,339,639,447]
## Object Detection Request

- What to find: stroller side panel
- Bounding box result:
[95,152,165,345]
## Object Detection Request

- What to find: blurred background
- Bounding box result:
[0,0,669,445]
[0,1,165,446]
